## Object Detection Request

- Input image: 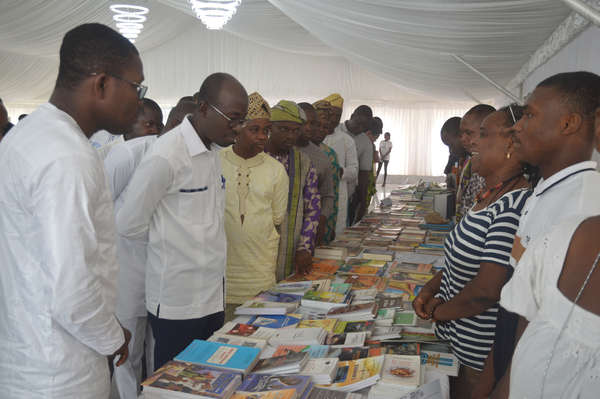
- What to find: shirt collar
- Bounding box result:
[180,115,208,157]
[534,160,597,197]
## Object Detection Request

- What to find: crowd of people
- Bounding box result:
[0,22,599,399]
[417,73,600,398]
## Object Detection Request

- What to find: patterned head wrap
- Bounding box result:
[247,92,270,120]
[270,100,306,124]
[324,93,343,109]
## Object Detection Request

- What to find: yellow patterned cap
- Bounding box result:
[247,92,270,120]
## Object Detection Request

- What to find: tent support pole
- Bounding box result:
[561,0,600,27]
[451,54,521,103]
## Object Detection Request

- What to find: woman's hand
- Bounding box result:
[413,287,435,319]
[425,297,444,321]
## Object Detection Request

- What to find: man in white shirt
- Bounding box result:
[476,71,600,399]
[316,97,358,234]
[377,132,392,186]
[125,97,163,141]
[0,23,143,398]
[116,73,248,370]
[105,135,160,399]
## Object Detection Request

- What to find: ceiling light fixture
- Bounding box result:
[109,4,149,43]
[188,0,242,30]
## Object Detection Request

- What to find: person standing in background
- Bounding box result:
[377,132,392,186]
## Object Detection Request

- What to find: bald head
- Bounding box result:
[196,73,247,108]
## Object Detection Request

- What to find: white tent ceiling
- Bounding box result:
[0,0,577,108]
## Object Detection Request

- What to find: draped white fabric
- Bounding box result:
[0,0,584,175]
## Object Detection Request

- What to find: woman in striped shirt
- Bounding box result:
[413,105,532,397]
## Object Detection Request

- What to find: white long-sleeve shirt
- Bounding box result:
[0,103,125,398]
[116,116,226,320]
[103,135,157,319]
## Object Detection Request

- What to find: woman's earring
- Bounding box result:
[506,152,511,159]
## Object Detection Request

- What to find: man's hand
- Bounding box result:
[294,249,313,275]
[110,327,131,367]
[412,287,435,319]
[339,168,344,178]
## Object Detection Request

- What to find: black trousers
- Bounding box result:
[148,310,225,370]
[376,160,389,183]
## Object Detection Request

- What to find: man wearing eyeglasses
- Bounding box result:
[116,72,248,371]
[0,23,141,398]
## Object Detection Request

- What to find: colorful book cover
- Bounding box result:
[175,340,260,372]
[302,290,346,304]
[298,319,338,333]
[247,315,302,329]
[382,343,421,355]
[327,355,384,388]
[390,271,433,284]
[337,346,384,361]
[393,311,417,326]
[385,281,423,300]
[238,374,312,395]
[343,275,381,290]
[381,354,421,387]
[209,335,266,350]
[142,360,241,396]
[231,389,297,399]
[344,258,387,268]
[332,320,374,334]
[338,265,382,276]
[273,344,330,358]
[330,283,352,295]
[326,302,376,316]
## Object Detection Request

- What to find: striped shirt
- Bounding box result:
[435,188,531,370]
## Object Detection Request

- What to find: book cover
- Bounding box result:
[238,374,312,395]
[326,302,376,316]
[337,346,384,361]
[385,281,423,300]
[273,344,330,359]
[381,354,421,387]
[360,248,394,261]
[302,290,346,304]
[393,311,417,326]
[327,355,384,389]
[175,340,260,373]
[269,327,327,345]
[382,343,421,356]
[390,272,432,285]
[300,357,338,376]
[247,314,302,329]
[333,320,374,334]
[231,389,297,399]
[255,291,302,303]
[311,259,342,275]
[223,323,277,340]
[209,335,267,350]
[344,258,387,268]
[252,352,309,373]
[306,387,350,398]
[330,283,352,295]
[142,360,242,397]
[326,332,366,347]
[343,275,382,290]
[298,319,338,333]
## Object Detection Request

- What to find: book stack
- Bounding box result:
[174,340,262,375]
[234,374,313,399]
[142,361,242,399]
[252,352,310,375]
[235,291,301,316]
[321,355,385,391]
[269,327,329,347]
[301,290,350,312]
[300,357,339,384]
[314,246,349,261]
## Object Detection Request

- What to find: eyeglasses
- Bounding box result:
[90,72,147,100]
[208,103,246,128]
